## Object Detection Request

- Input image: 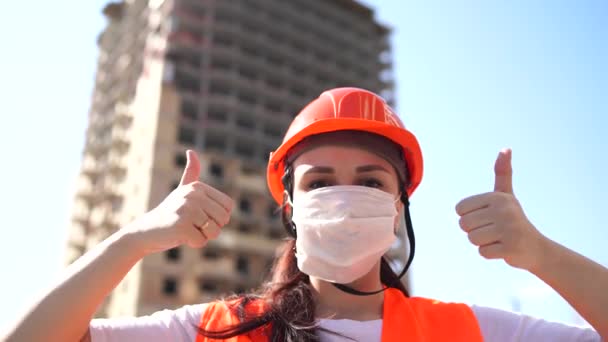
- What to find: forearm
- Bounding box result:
[531,238,608,339]
[4,230,145,342]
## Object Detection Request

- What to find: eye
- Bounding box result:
[360,178,383,188]
[308,180,331,190]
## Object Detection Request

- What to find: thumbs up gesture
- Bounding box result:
[455,149,547,271]
[126,150,234,255]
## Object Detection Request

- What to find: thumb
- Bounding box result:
[494,148,514,194]
[179,150,201,186]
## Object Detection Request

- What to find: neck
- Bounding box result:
[312,262,384,321]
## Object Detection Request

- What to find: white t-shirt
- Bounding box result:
[90,303,600,342]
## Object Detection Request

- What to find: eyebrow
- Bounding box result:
[302,164,390,176]
[356,165,390,173]
[303,166,334,175]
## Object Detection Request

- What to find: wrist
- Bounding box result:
[109,228,149,262]
[528,235,560,276]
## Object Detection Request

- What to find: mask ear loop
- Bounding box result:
[332,191,415,296]
[393,193,402,234]
[281,164,297,238]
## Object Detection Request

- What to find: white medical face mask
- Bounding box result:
[290,185,399,284]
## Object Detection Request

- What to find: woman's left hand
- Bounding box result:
[455,149,548,271]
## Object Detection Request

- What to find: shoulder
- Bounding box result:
[406,296,478,318]
[384,290,478,323]
[199,296,268,329]
[471,305,601,342]
[90,303,208,342]
[383,292,483,341]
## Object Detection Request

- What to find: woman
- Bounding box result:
[4,88,606,341]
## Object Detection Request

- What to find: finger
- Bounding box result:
[459,208,494,232]
[494,148,514,194]
[185,222,208,248]
[478,242,504,259]
[202,183,235,212]
[467,224,500,246]
[202,197,231,227]
[201,220,221,239]
[181,203,209,232]
[188,188,230,226]
[186,228,207,248]
[179,150,201,186]
[192,208,209,228]
[193,223,208,239]
[455,193,492,216]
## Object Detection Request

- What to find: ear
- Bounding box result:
[281,191,297,238]
[395,195,404,212]
[394,201,404,233]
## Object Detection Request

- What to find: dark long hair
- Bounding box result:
[197,184,410,341]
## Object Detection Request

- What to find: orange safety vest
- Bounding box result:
[196,288,483,341]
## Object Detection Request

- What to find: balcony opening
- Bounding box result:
[207,106,228,122]
[290,86,306,98]
[209,162,224,178]
[316,73,330,85]
[178,3,206,20]
[204,133,227,151]
[237,92,256,105]
[199,279,218,293]
[235,255,249,275]
[209,81,232,95]
[241,164,259,176]
[241,21,258,34]
[291,64,307,76]
[181,99,198,120]
[167,49,202,69]
[175,69,200,93]
[238,223,253,233]
[265,101,282,114]
[165,247,181,262]
[235,141,255,158]
[242,0,261,13]
[263,123,282,138]
[241,45,260,58]
[210,59,232,71]
[315,50,329,63]
[265,79,282,91]
[178,126,196,145]
[162,277,178,296]
[238,67,258,81]
[202,246,222,259]
[356,66,369,79]
[214,11,233,23]
[239,198,251,214]
[266,54,284,67]
[235,114,255,129]
[174,153,187,168]
[213,34,233,47]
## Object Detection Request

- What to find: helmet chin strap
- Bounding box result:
[332,192,415,296]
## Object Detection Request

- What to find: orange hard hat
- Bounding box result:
[266,87,423,204]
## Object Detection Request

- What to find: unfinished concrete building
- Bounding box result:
[66,0,398,317]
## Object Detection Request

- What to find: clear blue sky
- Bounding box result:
[0,0,606,329]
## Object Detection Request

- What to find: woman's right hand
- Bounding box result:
[2,149,231,342]
[124,150,234,255]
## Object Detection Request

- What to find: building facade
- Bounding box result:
[66,0,398,318]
